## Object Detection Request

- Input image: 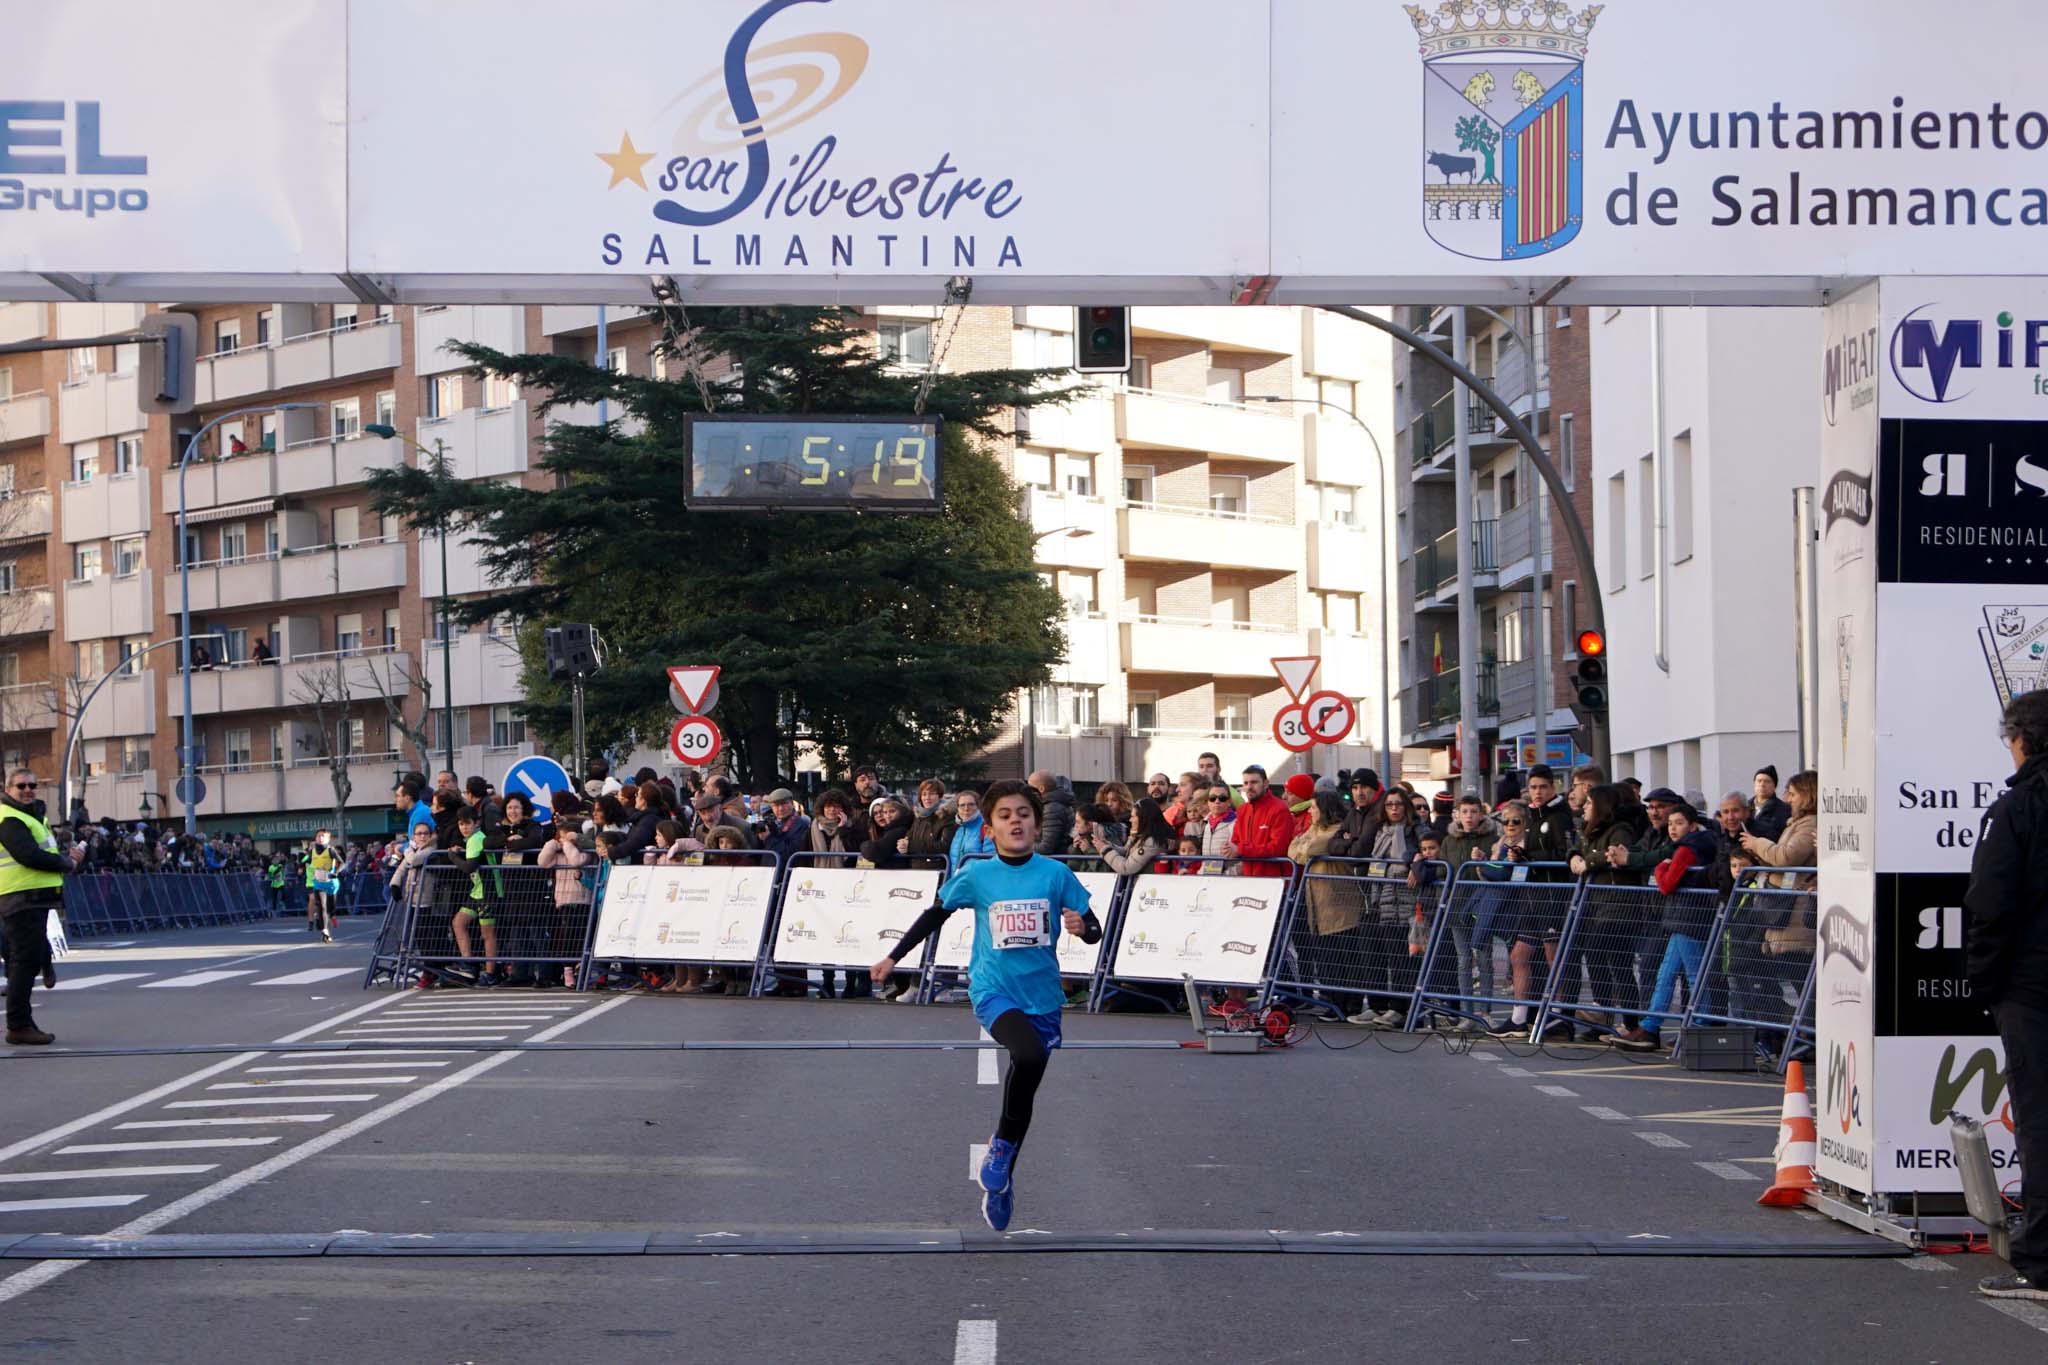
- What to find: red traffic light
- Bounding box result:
[1575,629,1606,658]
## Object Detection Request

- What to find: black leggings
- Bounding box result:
[988,1009,1051,1146]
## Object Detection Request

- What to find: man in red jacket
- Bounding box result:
[1229,765,1295,878]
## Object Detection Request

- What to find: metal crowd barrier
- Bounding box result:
[923,853,1126,1007]
[1676,867,1819,1073]
[372,860,601,987]
[764,851,949,1000]
[273,870,389,917]
[1095,855,1299,1013]
[1538,881,1722,1044]
[1260,858,1447,1022]
[1407,860,1580,1032]
[579,850,783,993]
[60,870,273,938]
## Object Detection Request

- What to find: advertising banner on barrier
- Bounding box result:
[773,866,942,968]
[930,871,1116,978]
[1873,1035,2020,1193]
[1108,874,1289,988]
[590,864,777,964]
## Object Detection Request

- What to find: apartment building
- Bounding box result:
[1393,304,1593,793]
[1590,306,1815,800]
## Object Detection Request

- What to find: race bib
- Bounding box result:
[989,898,1052,950]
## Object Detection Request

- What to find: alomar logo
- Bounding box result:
[1819,905,1870,973]
[1822,469,1871,533]
[595,0,1024,272]
[1221,940,1258,956]
[1230,896,1269,912]
[887,887,922,900]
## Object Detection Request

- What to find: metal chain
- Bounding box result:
[655,302,718,413]
[912,276,973,415]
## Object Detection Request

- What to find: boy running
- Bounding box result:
[872,779,1101,1231]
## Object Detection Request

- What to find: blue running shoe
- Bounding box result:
[981,1181,1014,1232]
[979,1137,1018,1194]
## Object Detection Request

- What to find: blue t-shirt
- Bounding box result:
[937,853,1093,1019]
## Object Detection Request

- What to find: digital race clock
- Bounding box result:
[682,414,942,511]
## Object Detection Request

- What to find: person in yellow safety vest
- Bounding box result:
[448,805,501,986]
[305,830,340,944]
[0,769,85,1046]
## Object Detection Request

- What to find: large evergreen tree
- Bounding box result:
[367,307,1077,785]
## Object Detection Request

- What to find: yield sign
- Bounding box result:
[1270,655,1319,702]
[667,665,721,714]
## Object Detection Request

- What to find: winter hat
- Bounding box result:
[1284,773,1317,801]
[1756,765,1779,785]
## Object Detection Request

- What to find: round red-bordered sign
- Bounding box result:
[668,714,723,768]
[1301,690,1357,745]
[1273,703,1316,754]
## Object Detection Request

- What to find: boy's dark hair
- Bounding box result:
[655,819,686,845]
[455,805,481,827]
[1418,828,1443,846]
[1079,802,1113,826]
[1527,763,1555,783]
[465,775,489,800]
[981,778,1042,823]
[1456,794,1485,810]
[432,789,463,814]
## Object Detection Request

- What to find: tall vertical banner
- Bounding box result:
[1821,278,2041,1196]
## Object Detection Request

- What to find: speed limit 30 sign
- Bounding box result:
[668,714,723,767]
[1273,703,1317,754]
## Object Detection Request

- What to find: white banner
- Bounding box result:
[46,908,68,961]
[930,870,1116,979]
[1108,873,1289,988]
[1873,1035,2021,1195]
[590,863,777,963]
[772,865,941,968]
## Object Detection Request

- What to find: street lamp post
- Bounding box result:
[1247,396,1394,776]
[64,632,225,829]
[179,403,321,837]
[364,425,456,778]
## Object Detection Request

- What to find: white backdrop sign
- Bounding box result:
[772,865,941,968]
[591,863,778,963]
[929,870,1116,978]
[1109,874,1289,988]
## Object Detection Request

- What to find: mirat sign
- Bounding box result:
[8,0,2048,303]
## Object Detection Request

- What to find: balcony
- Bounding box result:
[1120,501,1300,572]
[1121,615,1302,677]
[0,391,50,446]
[418,402,528,481]
[79,668,156,741]
[177,554,282,613]
[1130,306,1298,356]
[1412,520,1498,604]
[1495,657,1537,725]
[1307,520,1373,594]
[173,661,283,718]
[1406,663,1499,734]
[545,399,645,440]
[1012,395,1112,453]
[172,433,406,511]
[539,305,649,335]
[63,570,154,643]
[1114,388,1299,464]
[0,587,55,637]
[278,538,409,601]
[1408,390,1454,469]
[0,303,46,347]
[0,682,57,731]
[0,489,53,542]
[1302,411,1378,487]
[1025,487,1112,571]
[80,769,155,823]
[284,755,406,811]
[194,345,275,405]
[1308,628,1378,694]
[56,370,142,444]
[1299,308,1376,380]
[267,318,404,391]
[59,470,149,543]
[1055,612,1114,685]
[1495,500,1550,588]
[415,305,526,377]
[421,631,523,709]
[186,764,286,818]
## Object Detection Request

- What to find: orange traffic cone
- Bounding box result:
[1757,1060,1817,1208]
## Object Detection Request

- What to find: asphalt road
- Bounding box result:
[2,916,2045,1364]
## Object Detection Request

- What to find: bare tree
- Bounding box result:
[290,664,354,836]
[360,650,435,774]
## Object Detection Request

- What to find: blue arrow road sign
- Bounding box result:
[502,755,572,824]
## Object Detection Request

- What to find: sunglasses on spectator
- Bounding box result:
[1500,817,1525,827]
[10,781,36,791]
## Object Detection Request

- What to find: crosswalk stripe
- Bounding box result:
[49,972,156,990]
[166,1096,376,1109]
[141,970,258,989]
[116,1117,333,1129]
[208,1077,417,1089]
[58,1138,282,1154]
[275,1049,468,1058]
[256,968,362,986]
[334,1031,510,1041]
[0,1165,217,1183]
[249,1062,451,1073]
[0,1195,146,1213]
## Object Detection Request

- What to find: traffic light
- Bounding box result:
[1573,629,1608,712]
[138,311,198,414]
[1073,305,1130,373]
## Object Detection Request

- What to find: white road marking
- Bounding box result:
[278,1049,470,1058]
[141,970,258,989]
[978,1028,997,1085]
[0,1165,217,1184]
[393,1004,577,1013]
[0,993,404,1166]
[1535,1085,1580,1097]
[0,1196,145,1214]
[1983,1299,2048,1335]
[248,1062,450,1073]
[969,1142,988,1184]
[384,1011,567,1020]
[49,973,155,991]
[166,1096,376,1109]
[333,1031,511,1041]
[57,1138,281,1154]
[1499,1066,1536,1077]
[954,1318,997,1365]
[115,1117,332,1130]
[208,1077,418,1089]
[1581,1106,1632,1121]
[1634,1131,1690,1149]
[1694,1161,1760,1181]
[0,993,634,1306]
[256,968,362,987]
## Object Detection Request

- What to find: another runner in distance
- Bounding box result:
[873,778,1100,1231]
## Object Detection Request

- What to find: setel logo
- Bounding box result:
[0,100,150,219]
[1891,304,2048,405]
[1916,905,1963,951]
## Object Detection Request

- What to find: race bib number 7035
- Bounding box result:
[990,899,1052,950]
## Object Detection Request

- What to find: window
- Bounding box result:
[1636,453,1655,580]
[114,537,144,577]
[1206,365,1245,404]
[1322,591,1360,634]
[490,704,525,749]
[331,398,361,440]
[1498,606,1526,665]
[1014,326,1072,369]
[220,421,246,456]
[66,348,96,385]
[118,737,149,775]
[0,368,11,401]
[215,318,241,355]
[1061,569,1099,616]
[335,612,363,656]
[1672,430,1695,563]
[70,444,98,483]
[344,717,367,756]
[1214,692,1251,737]
[1068,686,1101,730]
[1124,354,1152,389]
[222,627,247,663]
[427,373,463,419]
[108,434,139,475]
[0,562,13,594]
[1128,690,1159,733]
[604,347,627,374]
[73,544,102,580]
[1559,412,1576,491]
[256,310,274,347]
[374,390,396,429]
[1014,448,1053,492]
[219,523,247,564]
[1215,581,1251,625]
[1122,463,1155,505]
[1321,485,1355,526]
[1030,683,1060,730]
[383,608,401,651]
[116,635,147,675]
[1208,474,1247,516]
[0,653,16,687]
[332,303,358,332]
[1555,309,1573,329]
[484,373,519,409]
[74,640,105,677]
[268,723,283,764]
[1606,471,1628,590]
[332,506,361,545]
[1061,453,1095,499]
[486,613,515,640]
[1317,377,1357,414]
[225,727,253,772]
[877,319,932,368]
[263,519,278,557]
[175,530,199,568]
[1499,469,1518,512]
[259,413,279,452]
